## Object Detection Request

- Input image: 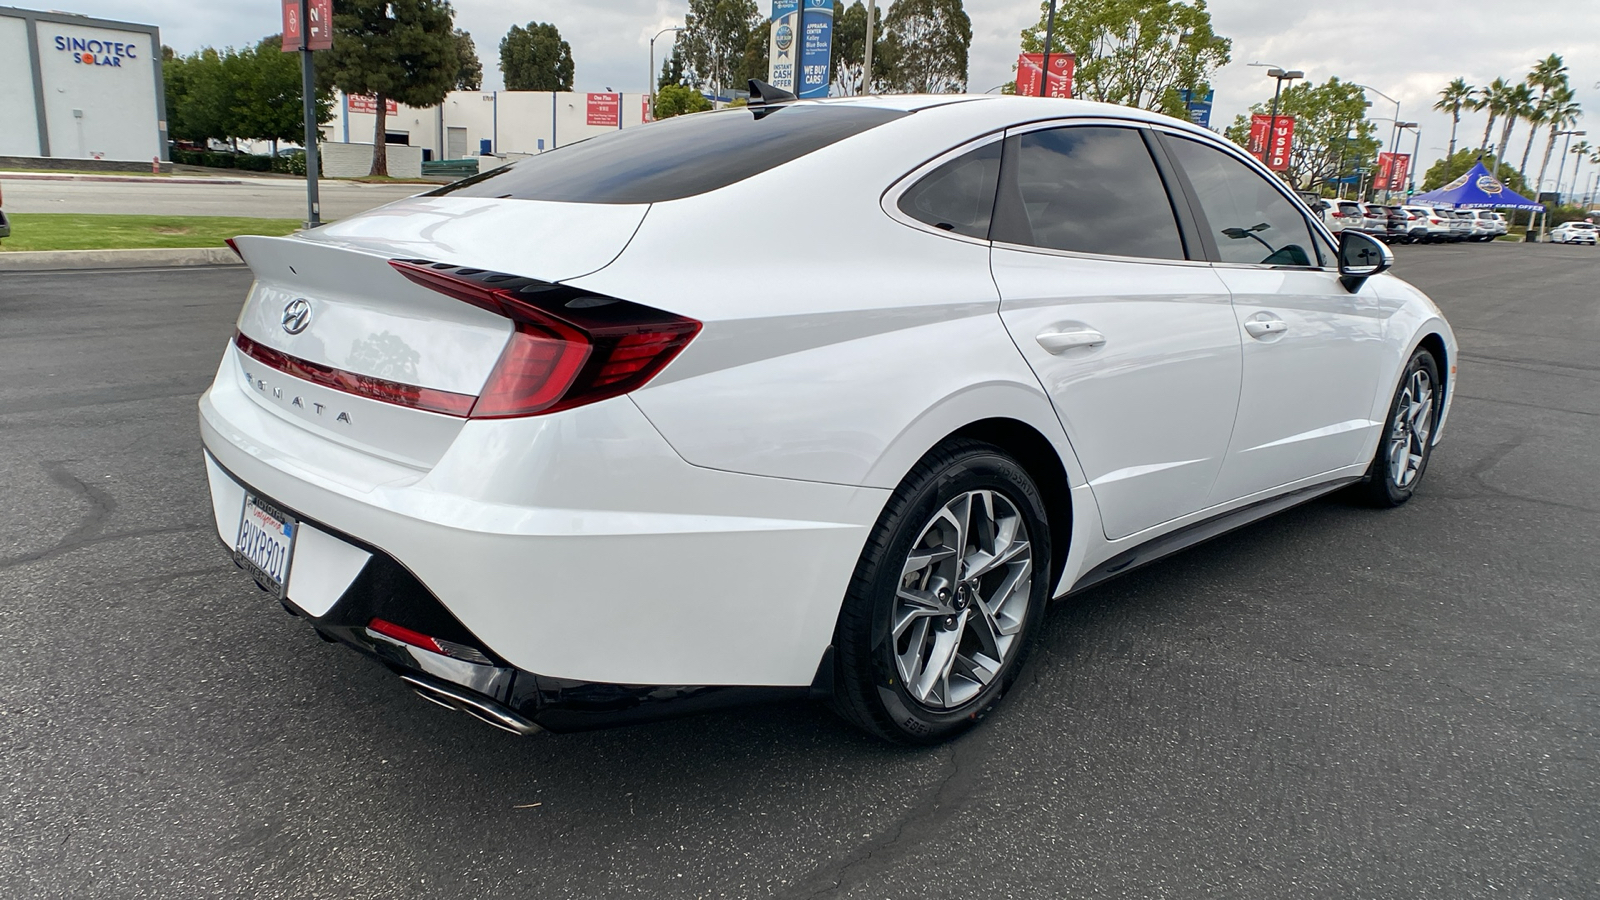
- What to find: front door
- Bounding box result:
[1158,133,1393,503]
[989,124,1242,541]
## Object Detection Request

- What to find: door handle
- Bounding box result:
[1036,328,1106,354]
[1243,315,1287,339]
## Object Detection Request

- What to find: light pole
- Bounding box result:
[1355,84,1401,201]
[648,26,683,119]
[1554,130,1586,202]
[1396,121,1419,197]
[1039,0,1058,97]
[1248,64,1302,166]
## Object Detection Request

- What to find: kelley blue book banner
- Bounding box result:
[798,0,834,99]
[767,0,800,93]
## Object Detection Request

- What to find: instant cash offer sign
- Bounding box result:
[767,0,800,94]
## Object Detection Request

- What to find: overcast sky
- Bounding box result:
[60,0,1600,191]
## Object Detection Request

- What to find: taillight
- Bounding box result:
[1331,212,1345,218]
[224,237,243,261]
[389,259,700,418]
[367,618,493,665]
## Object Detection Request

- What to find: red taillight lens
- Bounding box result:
[235,331,477,416]
[367,618,493,664]
[390,259,700,418]
[224,237,244,261]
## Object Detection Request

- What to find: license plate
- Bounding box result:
[234,493,297,598]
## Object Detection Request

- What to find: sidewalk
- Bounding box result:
[0,171,244,185]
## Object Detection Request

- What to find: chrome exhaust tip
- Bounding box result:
[400,674,542,736]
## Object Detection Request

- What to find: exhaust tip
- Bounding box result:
[400,674,542,736]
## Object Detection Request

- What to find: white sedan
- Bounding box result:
[1549,221,1597,244]
[204,89,1456,744]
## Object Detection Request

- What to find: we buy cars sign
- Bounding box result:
[587,93,621,127]
[1016,53,1073,98]
[281,0,333,51]
[1250,114,1295,171]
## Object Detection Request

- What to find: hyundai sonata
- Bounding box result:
[203,89,1455,744]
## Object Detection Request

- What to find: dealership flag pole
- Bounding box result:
[299,0,322,227]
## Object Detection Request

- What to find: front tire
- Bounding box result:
[1358,348,1442,507]
[831,440,1051,744]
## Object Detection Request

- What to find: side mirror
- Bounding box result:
[1337,230,1393,292]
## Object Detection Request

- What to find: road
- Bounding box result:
[1,243,1596,899]
[0,176,425,219]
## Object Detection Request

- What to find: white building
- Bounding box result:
[0,6,166,164]
[324,89,652,162]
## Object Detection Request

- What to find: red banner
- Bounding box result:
[1250,113,1294,171]
[346,94,397,115]
[587,93,620,127]
[281,0,333,52]
[1016,53,1074,98]
[643,95,654,123]
[1377,152,1411,191]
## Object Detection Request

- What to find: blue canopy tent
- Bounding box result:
[1410,161,1542,210]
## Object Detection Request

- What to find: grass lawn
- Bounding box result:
[0,213,302,252]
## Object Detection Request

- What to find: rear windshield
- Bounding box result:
[429,104,907,204]
[1339,202,1362,213]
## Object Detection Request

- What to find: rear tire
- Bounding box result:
[1358,348,1442,508]
[831,440,1051,744]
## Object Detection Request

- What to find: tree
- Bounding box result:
[678,0,761,99]
[1472,77,1512,154]
[1433,77,1472,161]
[879,0,971,94]
[1420,149,1527,195]
[653,83,713,119]
[659,44,688,89]
[498,22,573,92]
[1532,86,1580,200]
[833,1,886,95]
[1223,77,1378,193]
[1518,53,1568,181]
[1498,82,1534,165]
[453,30,482,91]
[233,36,335,153]
[1019,0,1230,112]
[164,47,232,145]
[322,0,461,176]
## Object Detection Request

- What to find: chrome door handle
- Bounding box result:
[1243,316,1287,339]
[1036,328,1106,353]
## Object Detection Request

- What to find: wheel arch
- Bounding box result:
[948,417,1075,591]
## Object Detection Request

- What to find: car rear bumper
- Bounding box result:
[198,352,888,694]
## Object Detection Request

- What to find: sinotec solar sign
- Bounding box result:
[53,33,138,67]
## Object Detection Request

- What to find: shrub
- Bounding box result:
[201,151,236,169]
[234,154,273,172]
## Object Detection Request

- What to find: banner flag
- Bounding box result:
[797,0,834,99]
[1016,53,1073,97]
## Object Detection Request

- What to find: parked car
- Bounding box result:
[1382,205,1414,243]
[1443,209,1474,241]
[1457,209,1498,241]
[1486,211,1509,237]
[1402,205,1450,243]
[0,183,9,240]
[1549,221,1597,244]
[1358,202,1392,239]
[208,95,1457,744]
[1322,198,1367,234]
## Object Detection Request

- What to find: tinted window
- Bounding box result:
[897,140,1001,239]
[991,126,1184,259]
[1166,136,1321,267]
[430,104,906,204]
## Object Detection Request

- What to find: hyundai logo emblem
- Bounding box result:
[281,299,312,335]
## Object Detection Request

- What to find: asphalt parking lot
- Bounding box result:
[1,242,1596,899]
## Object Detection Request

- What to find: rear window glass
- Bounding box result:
[898,140,1002,239]
[428,104,907,204]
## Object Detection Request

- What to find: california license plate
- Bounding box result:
[234,493,296,597]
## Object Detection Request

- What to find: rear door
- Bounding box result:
[989,122,1241,540]
[1156,132,1392,503]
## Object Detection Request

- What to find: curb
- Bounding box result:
[0,172,244,185]
[0,247,244,271]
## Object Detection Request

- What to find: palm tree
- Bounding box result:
[1519,54,1570,182]
[1519,98,1551,183]
[1499,83,1535,168]
[1474,77,1512,155]
[1434,77,1473,160]
[1533,86,1581,201]
[1569,140,1592,202]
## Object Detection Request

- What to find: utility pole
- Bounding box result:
[864,1,876,95]
[649,27,683,118]
[1039,0,1057,97]
[1264,67,1303,169]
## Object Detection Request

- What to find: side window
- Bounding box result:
[1166,136,1322,267]
[991,126,1186,260]
[897,140,1002,239]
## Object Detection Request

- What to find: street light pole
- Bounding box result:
[1395,122,1419,197]
[864,1,876,96]
[648,26,683,119]
[1355,84,1401,202]
[1263,67,1303,169]
[1039,0,1058,98]
[299,0,321,227]
[1552,129,1585,205]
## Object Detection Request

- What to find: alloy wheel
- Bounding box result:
[892,489,1033,710]
[1387,367,1434,489]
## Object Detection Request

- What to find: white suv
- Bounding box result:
[1404,206,1453,243]
[1457,210,1498,242]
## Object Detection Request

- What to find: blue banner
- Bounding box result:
[798,0,833,99]
[1180,89,1214,129]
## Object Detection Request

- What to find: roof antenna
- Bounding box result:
[747,79,798,107]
